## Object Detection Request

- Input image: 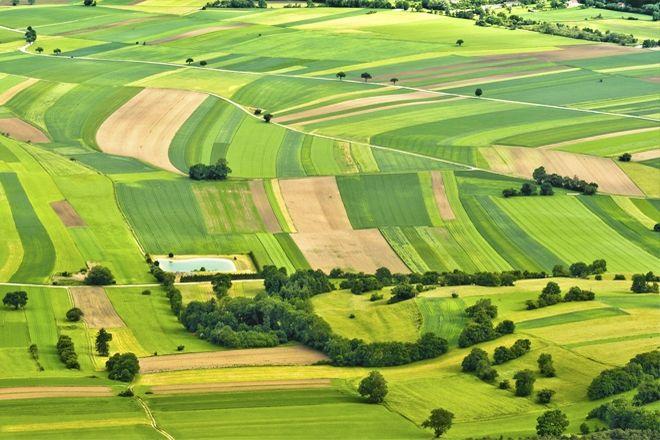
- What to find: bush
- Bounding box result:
[84,266,115,285]
[499,380,510,390]
[176,345,185,351]
[65,307,84,322]
[106,353,140,382]
[358,371,388,403]
[369,292,383,301]
[118,388,134,397]
[538,353,556,377]
[614,274,626,280]
[141,290,151,295]
[493,339,530,365]
[537,388,555,404]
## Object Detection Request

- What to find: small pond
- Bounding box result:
[157,257,237,273]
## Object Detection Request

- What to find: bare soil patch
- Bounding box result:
[139,346,328,373]
[279,176,352,233]
[96,88,206,173]
[249,179,281,233]
[70,286,125,329]
[0,78,38,105]
[277,91,437,123]
[292,229,409,273]
[535,44,636,62]
[487,146,643,196]
[632,148,660,162]
[538,127,660,149]
[151,379,331,395]
[0,118,48,143]
[50,200,85,227]
[151,24,245,44]
[0,386,112,400]
[431,171,455,220]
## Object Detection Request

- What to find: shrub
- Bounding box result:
[369,292,383,301]
[537,388,555,404]
[118,388,134,397]
[141,290,151,295]
[499,380,510,390]
[65,307,84,322]
[176,345,185,351]
[614,274,626,280]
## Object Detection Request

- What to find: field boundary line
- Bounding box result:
[136,396,175,440]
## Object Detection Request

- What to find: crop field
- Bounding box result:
[0,2,657,439]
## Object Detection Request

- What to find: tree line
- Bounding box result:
[587,350,659,400]
[533,166,598,195]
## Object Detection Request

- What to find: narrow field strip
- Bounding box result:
[0,386,113,400]
[70,286,125,329]
[150,379,332,395]
[0,77,38,105]
[537,126,660,150]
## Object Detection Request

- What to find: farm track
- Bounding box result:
[136,396,175,440]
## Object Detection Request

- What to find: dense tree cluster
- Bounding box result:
[552,259,607,278]
[339,273,382,294]
[493,339,531,365]
[579,0,660,20]
[632,380,660,406]
[532,166,599,195]
[188,159,231,180]
[204,0,266,8]
[588,399,660,431]
[56,335,79,369]
[84,265,115,285]
[3,291,27,309]
[630,272,659,293]
[263,266,333,300]
[461,348,498,382]
[526,282,595,309]
[587,350,659,400]
[537,388,556,404]
[106,353,140,382]
[458,299,515,348]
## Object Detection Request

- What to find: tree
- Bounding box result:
[336,71,346,81]
[388,284,416,303]
[536,409,569,436]
[618,152,632,162]
[654,223,660,232]
[53,48,61,55]
[474,88,483,97]
[95,328,113,357]
[360,72,372,82]
[106,353,140,382]
[520,182,536,196]
[185,57,194,65]
[540,181,554,196]
[456,39,464,46]
[495,320,515,334]
[538,353,556,377]
[513,370,535,396]
[569,261,590,278]
[211,273,232,299]
[263,113,272,123]
[358,371,388,403]
[199,60,207,66]
[66,307,84,322]
[84,266,115,285]
[461,348,489,372]
[532,166,547,184]
[631,274,659,293]
[24,26,37,43]
[35,47,43,54]
[422,408,454,438]
[537,388,555,404]
[390,78,398,85]
[258,0,266,7]
[3,291,27,309]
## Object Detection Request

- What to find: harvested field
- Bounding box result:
[277,91,438,123]
[151,379,331,395]
[96,88,206,173]
[139,346,328,373]
[50,200,85,227]
[249,179,281,233]
[486,146,643,196]
[534,44,637,62]
[279,176,352,232]
[0,118,48,143]
[151,25,245,44]
[292,229,409,273]
[0,78,38,105]
[431,171,455,220]
[0,386,113,400]
[538,127,660,150]
[429,67,573,90]
[69,286,125,328]
[631,148,660,162]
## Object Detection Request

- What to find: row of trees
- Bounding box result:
[525,282,595,310]
[552,258,607,278]
[587,350,659,399]
[458,299,515,347]
[203,0,266,8]
[188,159,231,180]
[533,166,599,195]
[502,181,553,198]
[56,335,79,370]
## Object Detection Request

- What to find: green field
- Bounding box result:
[0,2,657,439]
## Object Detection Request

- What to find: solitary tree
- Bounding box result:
[185,57,194,65]
[263,113,272,123]
[336,71,346,81]
[421,408,454,438]
[618,152,632,162]
[95,328,113,357]
[35,47,43,54]
[360,72,372,82]
[199,60,207,66]
[390,78,399,85]
[84,266,115,285]
[456,39,464,46]
[536,409,569,436]
[358,370,388,403]
[66,307,84,322]
[475,88,483,97]
[24,26,37,43]
[53,48,62,55]
[513,370,536,397]
[3,291,27,310]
